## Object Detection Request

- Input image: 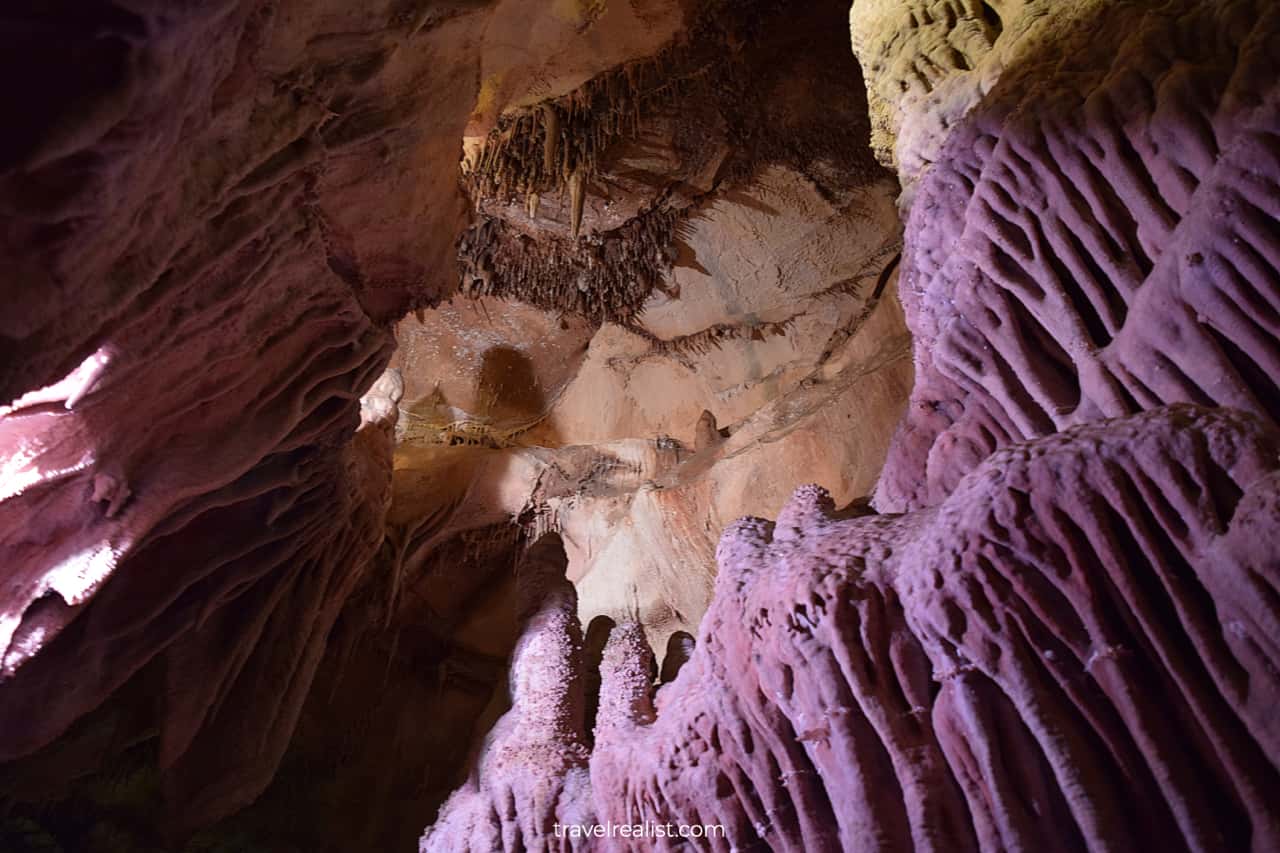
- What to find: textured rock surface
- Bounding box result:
[420,0,1280,850]
[385,0,909,712]
[0,0,683,843]
[532,170,903,448]
[387,269,910,661]
[0,0,455,828]
[426,533,596,848]
[854,0,1280,511]
[424,406,1280,851]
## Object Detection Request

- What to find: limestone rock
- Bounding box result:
[425,406,1280,852]
[857,0,1280,513]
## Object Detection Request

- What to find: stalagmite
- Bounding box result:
[694,409,722,451]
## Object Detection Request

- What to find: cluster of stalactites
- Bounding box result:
[456,206,686,324]
[462,59,695,206]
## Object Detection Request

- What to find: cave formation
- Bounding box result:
[1,0,1278,850]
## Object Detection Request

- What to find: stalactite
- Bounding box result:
[568,170,585,239]
[541,104,560,174]
[458,0,781,205]
[456,204,685,324]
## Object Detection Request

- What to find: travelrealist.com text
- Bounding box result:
[553,822,727,840]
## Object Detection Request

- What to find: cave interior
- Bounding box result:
[1,0,1279,851]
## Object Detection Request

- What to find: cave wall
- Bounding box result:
[0,0,681,840]
[422,0,1280,849]
[427,406,1280,852]
[0,0,444,830]
[381,0,910,690]
[853,0,1280,510]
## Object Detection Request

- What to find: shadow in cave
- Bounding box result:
[227,346,567,851]
[659,630,696,686]
[475,344,560,447]
[400,344,561,449]
[583,614,617,741]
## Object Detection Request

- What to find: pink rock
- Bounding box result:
[426,406,1280,852]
